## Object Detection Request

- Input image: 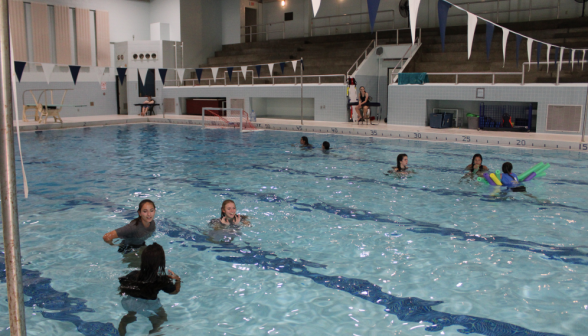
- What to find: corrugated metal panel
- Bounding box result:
[54,5,71,65]
[75,8,91,66]
[95,10,110,67]
[546,105,582,132]
[9,0,27,61]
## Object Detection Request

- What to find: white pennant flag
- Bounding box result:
[268,63,274,76]
[546,44,551,73]
[409,0,421,44]
[559,47,564,71]
[41,63,55,84]
[241,66,248,80]
[211,68,218,82]
[583,50,586,71]
[467,13,477,60]
[95,66,105,84]
[571,49,575,71]
[501,28,509,68]
[138,68,149,84]
[177,68,186,83]
[292,60,298,72]
[311,0,321,17]
[527,38,533,71]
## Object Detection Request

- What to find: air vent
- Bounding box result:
[546,105,582,132]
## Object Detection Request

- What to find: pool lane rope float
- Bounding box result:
[477,163,550,185]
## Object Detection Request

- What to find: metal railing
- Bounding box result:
[448,0,560,23]
[375,27,421,46]
[347,40,375,76]
[164,74,346,87]
[388,41,421,83]
[311,9,395,36]
[241,21,285,42]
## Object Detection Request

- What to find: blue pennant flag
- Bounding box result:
[485,22,494,60]
[255,65,261,78]
[577,50,582,65]
[159,68,168,85]
[227,67,234,81]
[515,35,522,67]
[569,49,573,65]
[301,60,305,70]
[536,42,542,68]
[195,69,203,83]
[367,0,381,32]
[117,68,127,85]
[438,0,451,52]
[14,61,26,82]
[554,47,560,69]
[280,62,286,74]
[69,65,81,85]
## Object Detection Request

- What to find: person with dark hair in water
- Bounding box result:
[300,136,313,149]
[208,199,251,243]
[103,199,157,254]
[464,153,489,178]
[322,141,330,151]
[118,242,181,335]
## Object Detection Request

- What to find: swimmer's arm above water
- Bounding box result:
[103,230,119,245]
[168,270,181,294]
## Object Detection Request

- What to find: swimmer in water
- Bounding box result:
[208,200,250,243]
[103,200,157,255]
[465,154,489,176]
[118,242,181,336]
[389,153,413,175]
[322,141,330,152]
[300,136,313,149]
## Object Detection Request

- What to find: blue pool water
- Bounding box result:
[1,124,587,335]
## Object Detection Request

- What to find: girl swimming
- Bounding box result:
[103,199,157,254]
[500,162,519,187]
[391,153,410,174]
[465,154,489,176]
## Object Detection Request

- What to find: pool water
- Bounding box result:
[1,124,587,336]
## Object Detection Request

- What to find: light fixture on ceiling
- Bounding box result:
[281,1,286,6]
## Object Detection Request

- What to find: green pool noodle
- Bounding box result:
[535,163,550,176]
[519,162,544,180]
[536,172,547,178]
[477,176,489,184]
[495,170,501,176]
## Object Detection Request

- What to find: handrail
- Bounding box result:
[347,40,375,76]
[164,74,347,87]
[448,0,560,23]
[375,27,421,46]
[311,9,394,36]
[389,42,419,83]
[241,21,285,42]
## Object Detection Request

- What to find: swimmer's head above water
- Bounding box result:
[396,153,408,171]
[221,199,237,220]
[300,136,310,146]
[136,199,156,225]
[470,154,484,172]
[322,141,330,150]
[138,242,166,282]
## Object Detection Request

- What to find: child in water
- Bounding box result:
[501,162,527,192]
[208,200,251,243]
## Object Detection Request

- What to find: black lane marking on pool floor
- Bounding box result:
[158,218,563,336]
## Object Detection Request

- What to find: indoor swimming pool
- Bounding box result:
[1,124,587,336]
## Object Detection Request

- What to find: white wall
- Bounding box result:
[263,0,310,39]
[180,0,223,68]
[222,0,241,45]
[149,0,181,41]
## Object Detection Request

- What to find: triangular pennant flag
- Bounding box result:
[559,47,564,71]
[485,22,494,61]
[227,67,234,82]
[409,0,421,44]
[117,67,127,85]
[515,35,522,68]
[583,50,586,71]
[438,0,451,52]
[268,63,274,76]
[69,65,81,85]
[467,13,478,60]
[94,66,105,84]
[301,59,305,70]
[211,68,218,82]
[41,63,55,84]
[177,68,186,83]
[536,42,542,69]
[158,68,168,85]
[255,65,261,78]
[292,60,298,72]
[195,68,203,83]
[501,29,509,67]
[280,62,286,74]
[525,37,532,70]
[311,0,321,17]
[241,66,248,80]
[546,44,551,73]
[367,0,381,32]
[554,47,559,70]
[571,49,575,71]
[138,68,149,84]
[14,61,26,82]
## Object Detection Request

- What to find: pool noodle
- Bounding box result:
[477,176,490,184]
[535,163,550,175]
[523,172,536,182]
[483,173,496,185]
[489,173,502,186]
[519,162,544,180]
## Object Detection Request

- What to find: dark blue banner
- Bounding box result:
[367,0,381,32]
[14,61,26,82]
[195,69,203,83]
[158,68,168,85]
[69,65,81,85]
[116,67,127,85]
[515,35,522,67]
[438,0,451,52]
[554,47,560,69]
[280,62,286,74]
[255,65,262,78]
[536,42,542,68]
[485,22,494,60]
[227,67,234,82]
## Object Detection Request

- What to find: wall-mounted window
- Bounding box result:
[285,12,293,21]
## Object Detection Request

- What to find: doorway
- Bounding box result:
[116,76,128,115]
[245,7,257,43]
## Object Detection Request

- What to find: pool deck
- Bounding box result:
[14,114,588,153]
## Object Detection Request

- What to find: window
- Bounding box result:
[285,12,293,21]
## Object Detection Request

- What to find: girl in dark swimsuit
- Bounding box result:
[355,86,369,122]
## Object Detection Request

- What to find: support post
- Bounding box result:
[300,57,304,125]
[582,85,588,142]
[0,0,26,334]
[240,109,243,132]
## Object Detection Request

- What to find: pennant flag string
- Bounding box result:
[292,60,298,72]
[69,65,81,85]
[367,0,381,32]
[41,63,55,84]
[138,68,149,84]
[116,68,127,85]
[526,38,532,71]
[279,62,286,74]
[485,22,494,61]
[210,68,217,82]
[195,68,203,83]
[466,12,477,60]
[268,63,274,77]
[515,34,522,68]
[241,66,248,80]
[438,0,451,52]
[95,66,106,84]
[546,44,551,73]
[311,0,321,17]
[409,0,421,44]
[536,42,542,69]
[583,50,586,70]
[159,68,168,85]
[14,61,26,82]
[501,28,509,67]
[255,65,261,78]
[227,67,234,82]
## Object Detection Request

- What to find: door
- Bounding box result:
[116,76,128,115]
[245,8,257,43]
